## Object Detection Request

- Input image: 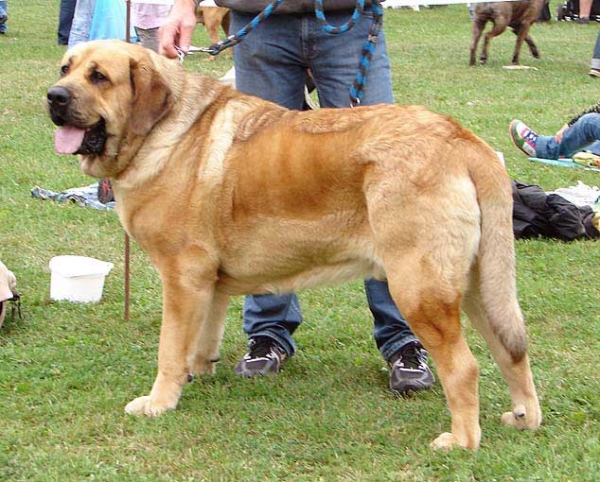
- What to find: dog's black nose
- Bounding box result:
[47,86,71,107]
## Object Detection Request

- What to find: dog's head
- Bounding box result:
[47,40,175,178]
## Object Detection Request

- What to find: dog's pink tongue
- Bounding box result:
[55,126,85,154]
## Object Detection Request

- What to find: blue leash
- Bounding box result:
[314,0,364,34]
[196,0,284,55]
[347,0,384,106]
[313,0,384,106]
[198,0,384,106]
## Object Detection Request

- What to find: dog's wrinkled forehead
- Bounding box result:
[58,41,134,85]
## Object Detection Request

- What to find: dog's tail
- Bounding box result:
[464,135,528,362]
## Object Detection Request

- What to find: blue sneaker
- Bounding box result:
[509,120,538,157]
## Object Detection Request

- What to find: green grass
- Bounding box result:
[1,2,599,481]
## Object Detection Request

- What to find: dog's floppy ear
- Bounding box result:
[129,58,174,136]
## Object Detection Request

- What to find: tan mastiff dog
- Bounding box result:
[47,40,541,450]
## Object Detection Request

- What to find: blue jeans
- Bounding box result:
[233,9,418,362]
[535,113,600,159]
[58,0,76,45]
[68,0,96,47]
[0,1,7,34]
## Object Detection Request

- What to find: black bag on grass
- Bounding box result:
[511,181,599,240]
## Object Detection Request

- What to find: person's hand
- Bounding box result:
[159,0,198,59]
[554,123,569,143]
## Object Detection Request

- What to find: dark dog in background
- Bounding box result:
[470,0,544,66]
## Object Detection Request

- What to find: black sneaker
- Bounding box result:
[234,336,287,377]
[389,342,435,396]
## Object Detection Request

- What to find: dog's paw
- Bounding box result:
[124,395,177,417]
[501,403,542,430]
[430,431,480,450]
[430,432,461,450]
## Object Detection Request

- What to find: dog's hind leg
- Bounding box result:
[220,10,231,37]
[524,34,540,59]
[510,24,533,65]
[191,289,230,376]
[369,161,486,448]
[384,256,482,450]
[462,274,541,432]
[512,25,539,62]
[470,20,486,66]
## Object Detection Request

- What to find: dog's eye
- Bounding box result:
[90,70,108,83]
[60,65,69,76]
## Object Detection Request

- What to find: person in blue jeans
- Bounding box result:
[0,1,7,35]
[160,0,435,395]
[510,101,600,164]
[58,0,77,45]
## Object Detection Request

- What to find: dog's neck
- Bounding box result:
[113,76,231,187]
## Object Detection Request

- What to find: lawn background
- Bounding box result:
[1,1,599,481]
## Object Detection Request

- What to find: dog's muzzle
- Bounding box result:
[47,86,107,156]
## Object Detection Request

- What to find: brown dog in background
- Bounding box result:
[470,0,544,66]
[47,40,542,450]
[195,6,230,60]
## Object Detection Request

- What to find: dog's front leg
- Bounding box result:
[192,289,230,376]
[470,20,485,66]
[125,276,216,417]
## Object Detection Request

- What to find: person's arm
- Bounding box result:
[567,101,600,127]
[158,0,199,58]
[554,123,569,143]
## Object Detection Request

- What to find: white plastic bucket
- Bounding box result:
[49,256,114,303]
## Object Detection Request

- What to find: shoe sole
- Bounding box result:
[235,369,276,377]
[390,387,416,398]
[389,378,434,398]
[234,363,281,377]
